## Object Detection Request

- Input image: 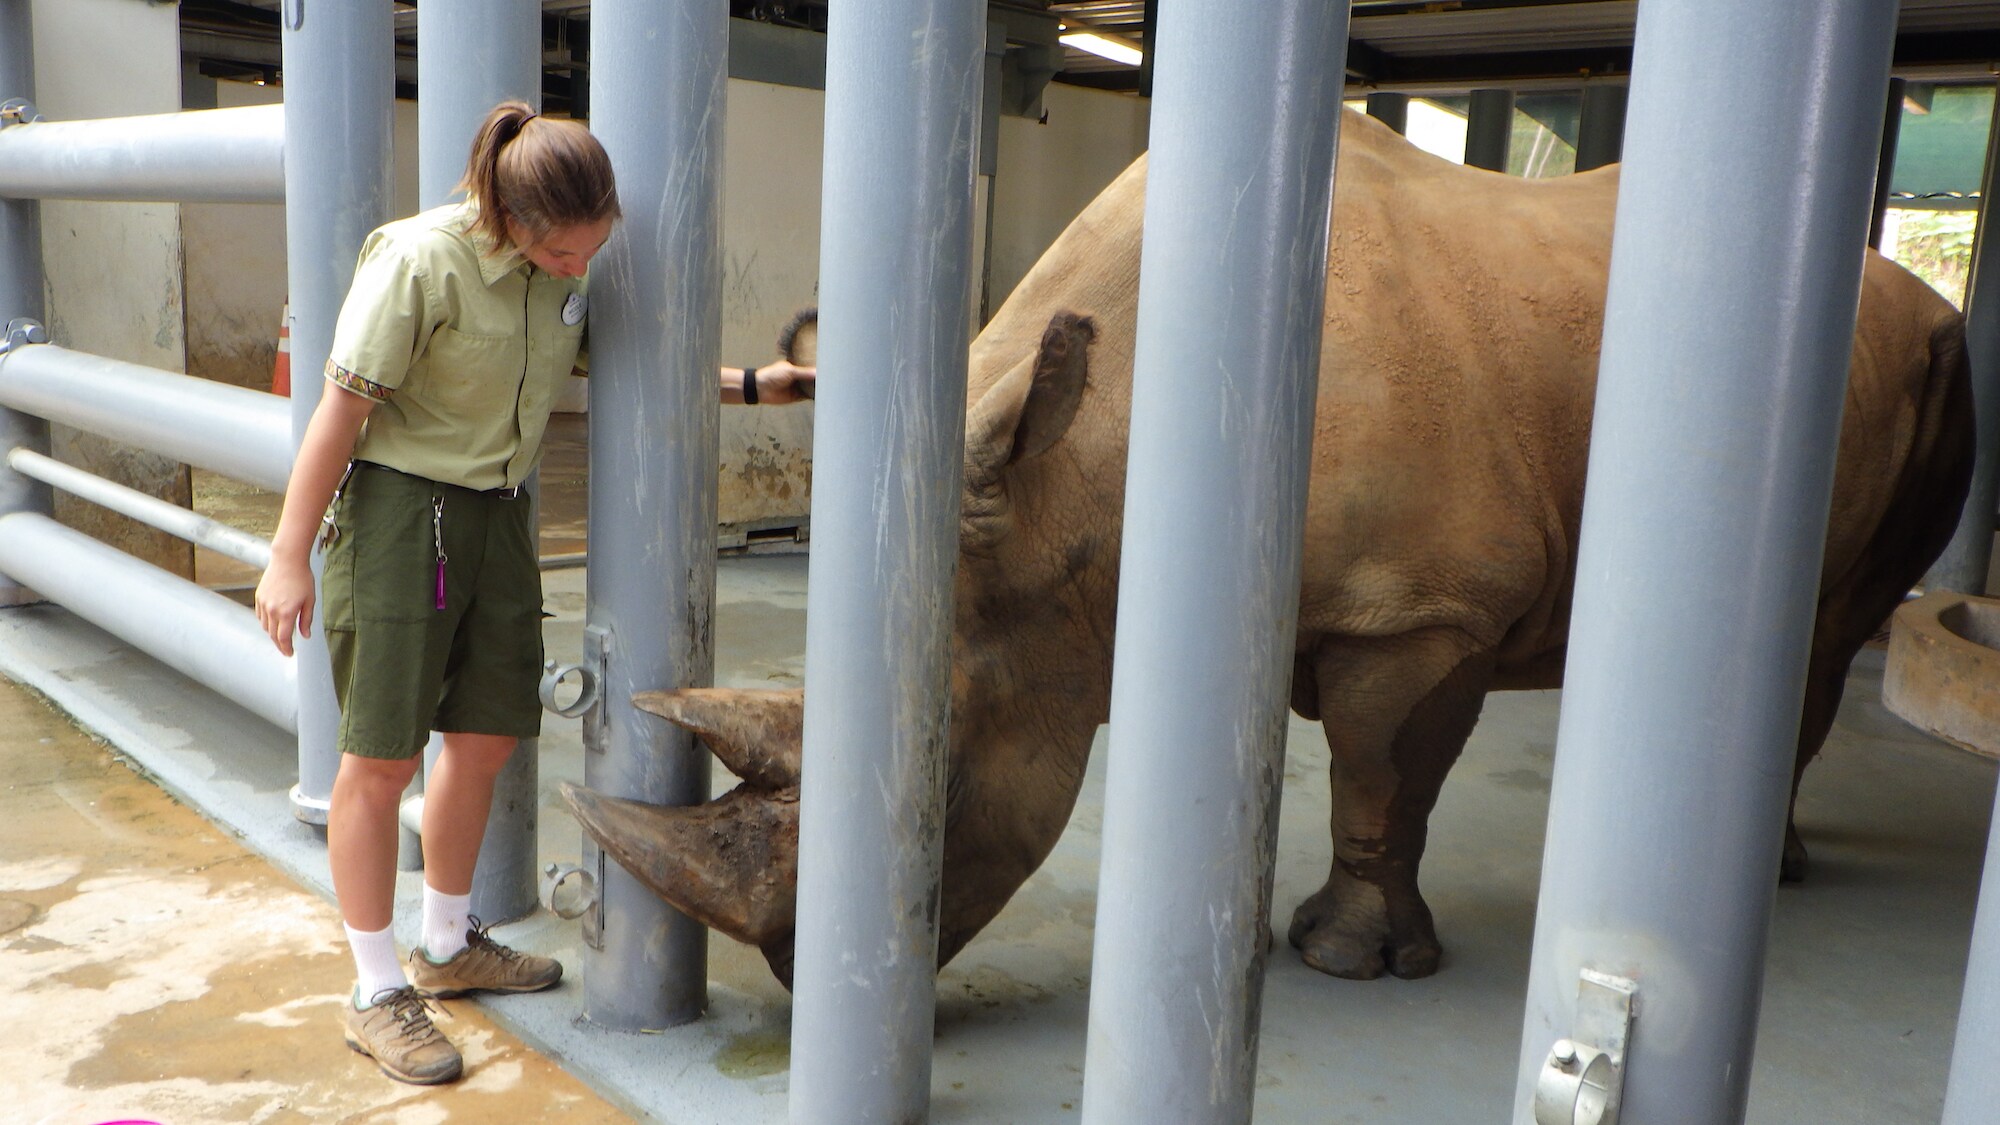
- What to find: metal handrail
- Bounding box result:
[0,104,285,204]
[6,447,273,570]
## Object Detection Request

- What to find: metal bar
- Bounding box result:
[1573,82,1626,171]
[582,0,724,1029]
[6,447,271,569]
[0,104,285,203]
[0,512,296,731]
[281,0,393,827]
[1510,4,1900,1123]
[1868,77,1907,250]
[0,343,293,492]
[1465,87,1516,171]
[416,0,544,926]
[1366,89,1409,133]
[789,0,985,1118]
[0,0,53,608]
[1923,84,2000,596]
[1077,1,1348,1122]
[1943,778,2000,1122]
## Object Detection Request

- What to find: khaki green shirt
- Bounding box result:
[324,201,588,491]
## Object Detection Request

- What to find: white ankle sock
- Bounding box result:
[345,921,407,1006]
[422,885,473,960]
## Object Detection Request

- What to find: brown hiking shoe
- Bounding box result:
[408,915,564,998]
[342,985,462,1086]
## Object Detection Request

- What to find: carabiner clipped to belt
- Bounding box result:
[432,494,448,611]
[318,462,358,552]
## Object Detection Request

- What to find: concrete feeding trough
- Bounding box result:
[1884,590,2000,759]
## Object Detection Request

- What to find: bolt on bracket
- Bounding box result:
[1,318,48,358]
[1534,968,1637,1125]
[0,98,39,126]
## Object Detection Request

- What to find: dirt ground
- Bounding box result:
[0,677,635,1125]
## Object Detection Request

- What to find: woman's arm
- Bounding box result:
[254,387,377,656]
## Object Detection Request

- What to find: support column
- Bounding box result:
[1924,87,2000,595]
[415,0,543,925]
[1868,77,1907,250]
[1366,90,1408,134]
[280,0,392,826]
[1574,82,1627,171]
[1078,0,1348,1122]
[788,0,984,1119]
[1943,779,2000,1122]
[0,0,52,609]
[1511,4,1899,1124]
[578,0,725,1031]
[1465,87,1516,172]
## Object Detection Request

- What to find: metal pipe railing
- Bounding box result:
[0,511,295,731]
[6,447,272,569]
[0,104,285,204]
[0,342,292,492]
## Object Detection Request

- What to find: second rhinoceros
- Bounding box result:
[562,111,1973,985]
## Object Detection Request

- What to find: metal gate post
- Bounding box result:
[1366,90,1408,134]
[788,0,985,1118]
[1511,5,1899,1124]
[1943,778,2000,1122]
[1465,87,1516,172]
[1574,83,1627,171]
[1868,78,1908,251]
[415,0,543,925]
[280,0,393,826]
[0,0,52,608]
[1078,0,1349,1121]
[577,0,725,1031]
[1924,87,2000,596]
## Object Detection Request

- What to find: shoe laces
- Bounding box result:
[464,914,524,963]
[368,985,445,1044]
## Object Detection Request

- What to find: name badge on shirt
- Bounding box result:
[562,292,586,326]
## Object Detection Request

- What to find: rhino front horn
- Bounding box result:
[559,780,799,956]
[632,687,803,790]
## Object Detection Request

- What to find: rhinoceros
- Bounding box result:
[561,110,1973,984]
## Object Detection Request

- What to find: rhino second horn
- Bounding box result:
[559,780,799,950]
[631,687,803,790]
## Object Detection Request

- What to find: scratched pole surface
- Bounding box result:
[1077,1,1350,1122]
[581,0,725,1030]
[1511,4,1899,1122]
[788,0,985,1120]
[0,0,54,609]
[279,0,392,827]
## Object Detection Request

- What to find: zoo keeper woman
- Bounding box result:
[255,100,813,1086]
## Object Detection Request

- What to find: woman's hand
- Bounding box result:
[256,554,318,657]
[753,361,816,404]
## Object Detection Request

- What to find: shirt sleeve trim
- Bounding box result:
[325,360,393,402]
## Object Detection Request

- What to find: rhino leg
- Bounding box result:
[1289,633,1494,980]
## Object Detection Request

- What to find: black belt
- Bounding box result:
[353,460,525,499]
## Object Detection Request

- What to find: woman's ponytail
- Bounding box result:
[458,99,620,252]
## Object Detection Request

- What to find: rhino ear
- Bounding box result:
[966,311,1096,481]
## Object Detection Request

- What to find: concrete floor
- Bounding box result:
[4,417,1995,1122]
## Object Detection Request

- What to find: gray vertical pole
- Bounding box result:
[1868,77,1907,250]
[1943,780,2000,1122]
[1924,88,2000,596]
[415,0,543,925]
[1511,5,1899,1125]
[281,0,393,828]
[788,0,984,1119]
[578,0,724,1031]
[1574,82,1627,171]
[1465,87,1516,172]
[1078,0,1348,1121]
[0,0,52,609]
[1366,90,1408,134]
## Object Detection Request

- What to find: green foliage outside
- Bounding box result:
[1889,208,1977,309]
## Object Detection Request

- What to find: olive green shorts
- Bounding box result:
[323,462,543,760]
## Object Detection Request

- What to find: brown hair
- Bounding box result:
[459,100,621,252]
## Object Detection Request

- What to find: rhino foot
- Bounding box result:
[1287,864,1441,981]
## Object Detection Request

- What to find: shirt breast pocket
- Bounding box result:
[420,326,521,413]
[531,322,587,384]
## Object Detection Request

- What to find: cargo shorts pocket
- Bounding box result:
[322,467,440,628]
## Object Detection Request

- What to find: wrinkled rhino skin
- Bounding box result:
[567,111,1974,985]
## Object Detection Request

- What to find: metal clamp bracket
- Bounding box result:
[1534,969,1637,1125]
[540,623,608,719]
[0,98,40,126]
[1,318,48,359]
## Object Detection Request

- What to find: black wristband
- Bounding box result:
[741,366,759,405]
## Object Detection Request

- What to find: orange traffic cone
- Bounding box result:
[273,304,291,397]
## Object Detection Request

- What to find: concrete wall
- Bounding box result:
[31,0,192,578]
